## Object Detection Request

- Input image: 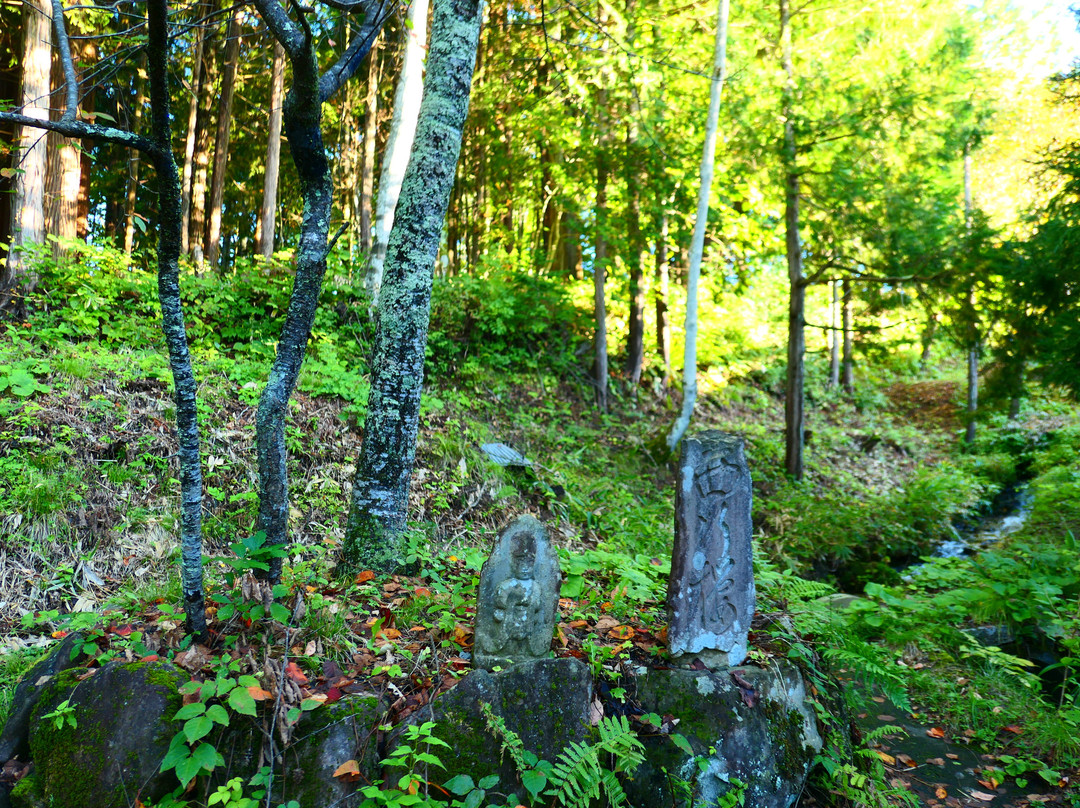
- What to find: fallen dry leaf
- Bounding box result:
[927,757,945,766]
[876,751,896,766]
[969,790,996,802]
[569,620,588,629]
[935,786,948,799]
[896,753,916,768]
[927,726,946,738]
[333,759,361,782]
[248,686,273,701]
[1003,725,1023,734]
[608,625,634,640]
[285,662,309,684]
[946,753,959,760]
[355,571,375,584]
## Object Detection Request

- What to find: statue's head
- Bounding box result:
[508,528,537,580]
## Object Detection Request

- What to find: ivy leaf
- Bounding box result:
[521,769,546,799]
[184,715,214,744]
[206,704,230,725]
[191,742,220,772]
[670,733,694,756]
[228,686,258,717]
[444,774,475,796]
[174,703,206,721]
[175,754,203,788]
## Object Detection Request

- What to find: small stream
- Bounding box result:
[936,483,1034,559]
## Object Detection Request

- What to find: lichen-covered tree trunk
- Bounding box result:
[342,0,484,573]
[254,49,333,584]
[145,0,207,637]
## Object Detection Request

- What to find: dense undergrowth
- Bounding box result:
[1,243,1079,806]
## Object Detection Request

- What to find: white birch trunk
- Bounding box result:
[666,0,730,451]
[365,0,429,302]
[256,41,286,259]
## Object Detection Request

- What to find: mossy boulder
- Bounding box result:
[0,634,86,764]
[211,693,384,807]
[389,658,593,795]
[626,662,823,808]
[12,659,185,808]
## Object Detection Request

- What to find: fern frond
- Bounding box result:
[823,641,911,713]
[596,715,645,774]
[480,701,528,770]
[549,739,603,807]
[599,769,630,808]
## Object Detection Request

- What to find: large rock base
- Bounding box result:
[0,650,829,808]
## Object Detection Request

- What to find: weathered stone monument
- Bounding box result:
[474,515,561,670]
[667,431,755,667]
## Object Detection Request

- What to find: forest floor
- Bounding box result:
[0,302,1079,807]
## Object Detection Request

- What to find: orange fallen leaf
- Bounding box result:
[51,630,69,639]
[896,753,916,768]
[248,686,273,701]
[946,753,959,760]
[935,787,948,799]
[285,662,309,684]
[333,759,361,782]
[413,587,432,597]
[355,570,376,584]
[1003,725,1023,734]
[569,620,588,629]
[927,727,946,738]
[378,628,402,640]
[876,751,896,766]
[608,625,635,640]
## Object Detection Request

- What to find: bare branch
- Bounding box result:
[0,111,160,157]
[50,0,78,118]
[250,0,305,58]
[318,0,395,102]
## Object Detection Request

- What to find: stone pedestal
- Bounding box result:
[667,431,755,666]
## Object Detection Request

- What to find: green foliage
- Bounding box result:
[160,655,266,789]
[426,266,586,377]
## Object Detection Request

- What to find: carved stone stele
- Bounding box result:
[474,515,561,671]
[667,431,755,667]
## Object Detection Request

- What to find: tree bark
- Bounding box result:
[205,5,242,271]
[3,0,51,309]
[781,0,804,480]
[965,344,978,444]
[123,54,148,256]
[828,279,839,388]
[256,40,286,259]
[655,206,671,387]
[624,140,645,388]
[359,47,380,254]
[366,0,429,302]
[842,278,854,391]
[666,0,729,451]
[343,0,483,573]
[594,150,610,413]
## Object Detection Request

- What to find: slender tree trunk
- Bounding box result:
[965,343,978,444]
[666,0,729,451]
[256,41,285,259]
[655,206,671,388]
[359,47,379,253]
[3,0,51,308]
[594,151,610,412]
[343,0,483,573]
[179,9,205,256]
[124,53,148,255]
[141,0,207,637]
[205,6,242,271]
[828,279,839,388]
[919,307,936,370]
[188,20,218,265]
[842,278,853,391]
[367,0,428,301]
[624,143,645,388]
[780,0,805,480]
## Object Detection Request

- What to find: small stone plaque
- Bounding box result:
[474,515,561,671]
[667,431,755,667]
